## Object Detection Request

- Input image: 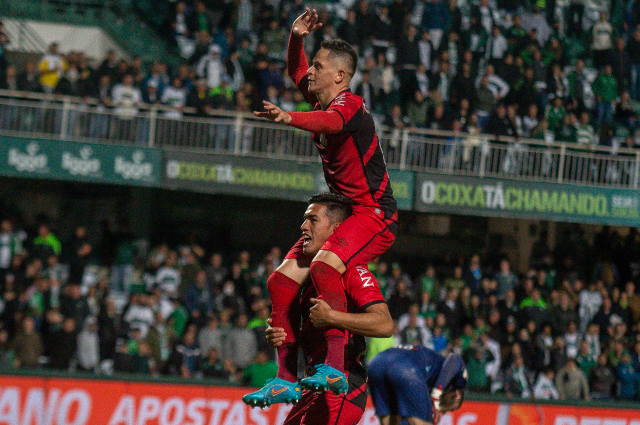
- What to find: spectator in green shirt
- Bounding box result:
[419,265,439,300]
[464,346,490,392]
[293,90,312,112]
[576,340,596,378]
[545,95,566,133]
[32,222,61,261]
[556,113,577,143]
[593,65,618,126]
[244,351,278,387]
[444,266,466,292]
[169,295,189,337]
[575,111,595,146]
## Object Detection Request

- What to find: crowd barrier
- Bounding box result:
[0,89,638,190]
[0,374,639,425]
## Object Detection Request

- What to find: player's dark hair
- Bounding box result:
[320,39,358,77]
[308,193,354,224]
[439,389,464,412]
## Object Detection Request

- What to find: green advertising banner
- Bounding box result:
[164,151,328,202]
[0,136,163,185]
[164,151,415,209]
[414,173,640,226]
[388,169,414,211]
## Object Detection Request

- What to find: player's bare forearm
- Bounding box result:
[311,299,394,337]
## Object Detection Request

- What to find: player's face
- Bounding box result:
[307,48,338,95]
[300,203,338,256]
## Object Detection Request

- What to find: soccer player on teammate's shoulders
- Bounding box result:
[246,194,393,425]
[245,6,398,405]
[368,345,468,425]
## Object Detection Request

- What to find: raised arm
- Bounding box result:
[308,298,394,338]
[288,8,322,104]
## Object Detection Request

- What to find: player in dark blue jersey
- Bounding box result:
[367,346,468,425]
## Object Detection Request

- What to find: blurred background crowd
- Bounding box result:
[0,210,638,401]
[0,0,639,149]
[0,0,639,405]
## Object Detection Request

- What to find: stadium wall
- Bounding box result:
[0,135,638,226]
[0,373,639,425]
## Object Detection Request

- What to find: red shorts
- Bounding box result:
[284,391,364,425]
[285,206,397,267]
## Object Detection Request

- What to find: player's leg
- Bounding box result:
[406,418,433,425]
[296,392,364,425]
[243,240,311,407]
[302,211,395,393]
[307,250,346,373]
[283,392,313,425]
[270,257,312,383]
[367,350,393,420]
[378,416,402,425]
[386,356,432,425]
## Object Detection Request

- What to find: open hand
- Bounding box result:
[253,100,292,124]
[265,318,287,347]
[309,297,333,328]
[292,8,323,38]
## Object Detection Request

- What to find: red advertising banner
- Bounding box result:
[0,375,638,425]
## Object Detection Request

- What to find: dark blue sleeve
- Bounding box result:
[434,353,468,391]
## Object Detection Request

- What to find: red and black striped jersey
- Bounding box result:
[312,90,397,219]
[287,34,397,219]
[298,265,386,409]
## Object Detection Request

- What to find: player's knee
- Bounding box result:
[267,272,278,295]
[312,250,346,274]
[267,270,301,298]
[309,261,342,292]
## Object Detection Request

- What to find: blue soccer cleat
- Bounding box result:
[299,364,348,395]
[242,377,301,408]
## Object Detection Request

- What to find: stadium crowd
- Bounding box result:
[0,0,639,150]
[0,210,639,401]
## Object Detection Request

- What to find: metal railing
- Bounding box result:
[1,17,48,53]
[0,89,638,189]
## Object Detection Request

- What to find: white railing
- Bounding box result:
[0,89,638,189]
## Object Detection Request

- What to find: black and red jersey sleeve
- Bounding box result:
[327,91,365,134]
[343,264,385,310]
[287,32,317,105]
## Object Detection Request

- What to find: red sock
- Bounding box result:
[268,271,301,383]
[309,261,346,372]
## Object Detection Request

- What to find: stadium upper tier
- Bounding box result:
[0,89,636,190]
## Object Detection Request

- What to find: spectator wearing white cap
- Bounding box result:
[197,44,225,90]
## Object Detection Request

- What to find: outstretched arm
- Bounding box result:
[253,101,344,134]
[308,298,394,338]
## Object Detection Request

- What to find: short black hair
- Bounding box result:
[320,39,358,77]
[440,388,465,412]
[308,193,354,224]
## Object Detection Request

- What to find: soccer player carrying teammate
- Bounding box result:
[243,7,398,406]
[368,346,468,425]
[257,193,394,424]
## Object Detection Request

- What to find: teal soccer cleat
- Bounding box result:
[299,364,348,395]
[242,378,301,408]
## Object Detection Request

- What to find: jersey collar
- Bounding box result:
[323,88,352,111]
